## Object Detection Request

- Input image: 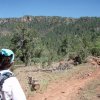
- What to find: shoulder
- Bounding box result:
[0,70,15,85]
[2,76,20,91]
[0,70,18,91]
[0,70,14,84]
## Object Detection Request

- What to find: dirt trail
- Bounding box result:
[28,68,100,100]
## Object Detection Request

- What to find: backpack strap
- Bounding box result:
[0,72,14,90]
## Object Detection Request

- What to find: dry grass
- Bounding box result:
[76,76,100,100]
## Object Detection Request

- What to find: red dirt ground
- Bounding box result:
[28,67,100,100]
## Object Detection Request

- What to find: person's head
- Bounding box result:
[0,48,14,70]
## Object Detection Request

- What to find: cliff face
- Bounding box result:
[0,15,76,24]
[0,16,31,24]
[21,16,32,22]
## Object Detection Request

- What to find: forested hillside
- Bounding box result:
[0,16,100,66]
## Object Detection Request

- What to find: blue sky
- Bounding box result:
[0,0,100,18]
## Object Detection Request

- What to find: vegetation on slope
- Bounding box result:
[0,16,100,66]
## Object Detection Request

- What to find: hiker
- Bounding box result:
[0,48,26,100]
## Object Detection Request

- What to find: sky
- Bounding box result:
[0,0,100,18]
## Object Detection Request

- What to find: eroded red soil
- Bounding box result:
[28,67,100,100]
